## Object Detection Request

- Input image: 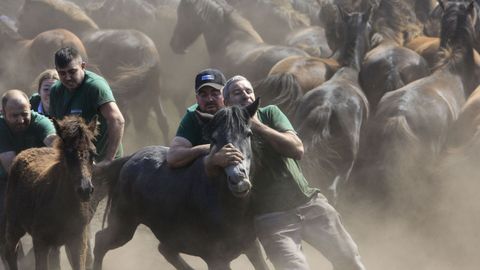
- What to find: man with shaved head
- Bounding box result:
[0,90,57,173]
[0,89,57,219]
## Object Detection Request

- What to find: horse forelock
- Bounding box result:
[0,17,21,42]
[55,116,96,154]
[204,106,250,146]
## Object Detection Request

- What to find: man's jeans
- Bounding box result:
[255,193,366,270]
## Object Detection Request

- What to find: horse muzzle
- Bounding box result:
[76,182,94,202]
[228,178,252,198]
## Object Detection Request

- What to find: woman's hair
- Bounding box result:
[33,69,59,93]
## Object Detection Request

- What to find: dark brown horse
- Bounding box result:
[170,0,308,82]
[92,100,269,270]
[2,116,97,270]
[351,1,477,211]
[0,17,87,94]
[293,7,371,202]
[16,0,170,144]
[360,0,431,110]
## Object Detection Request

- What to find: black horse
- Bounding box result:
[93,99,269,270]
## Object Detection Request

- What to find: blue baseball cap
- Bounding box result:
[194,68,226,93]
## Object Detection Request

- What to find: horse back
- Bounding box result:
[8,147,58,188]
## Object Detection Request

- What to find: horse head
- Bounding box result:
[170,0,236,54]
[198,98,260,198]
[53,115,98,201]
[336,5,372,69]
[439,0,476,48]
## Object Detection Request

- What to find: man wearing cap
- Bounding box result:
[167,68,243,168]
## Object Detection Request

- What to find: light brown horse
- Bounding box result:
[2,116,97,270]
[0,17,87,94]
[17,0,170,143]
[351,1,477,211]
[170,0,308,82]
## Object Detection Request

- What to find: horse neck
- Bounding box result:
[336,30,369,71]
[203,10,263,53]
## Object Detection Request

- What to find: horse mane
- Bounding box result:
[434,2,475,71]
[203,106,250,142]
[194,0,263,42]
[34,0,99,30]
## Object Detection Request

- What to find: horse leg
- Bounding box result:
[93,217,138,270]
[65,231,88,270]
[152,96,170,144]
[32,238,49,270]
[4,225,26,270]
[206,260,231,270]
[243,239,270,270]
[49,246,61,270]
[157,243,194,270]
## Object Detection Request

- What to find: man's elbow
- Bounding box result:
[292,145,304,160]
[166,150,182,168]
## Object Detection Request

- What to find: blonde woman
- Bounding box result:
[30,69,59,116]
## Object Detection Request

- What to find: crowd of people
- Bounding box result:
[0,46,367,269]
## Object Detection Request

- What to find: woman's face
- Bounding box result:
[39,79,56,108]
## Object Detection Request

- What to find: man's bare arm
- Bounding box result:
[167,136,210,168]
[99,102,125,162]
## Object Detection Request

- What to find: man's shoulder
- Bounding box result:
[84,70,109,85]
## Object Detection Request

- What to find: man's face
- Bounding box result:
[56,59,85,91]
[196,86,225,114]
[225,79,255,107]
[3,99,31,134]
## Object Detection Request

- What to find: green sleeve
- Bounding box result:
[0,121,14,153]
[88,78,115,109]
[175,111,203,146]
[30,94,41,112]
[31,112,56,141]
[263,105,295,133]
[49,83,59,117]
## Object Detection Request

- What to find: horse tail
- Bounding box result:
[254,73,303,119]
[109,55,161,101]
[93,155,132,229]
[384,66,405,93]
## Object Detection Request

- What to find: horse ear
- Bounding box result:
[437,0,445,11]
[88,115,99,136]
[245,98,260,118]
[467,1,476,19]
[337,4,349,22]
[195,110,214,124]
[52,118,62,137]
[363,5,373,23]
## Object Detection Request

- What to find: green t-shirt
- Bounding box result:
[175,104,210,146]
[49,70,123,161]
[251,105,318,215]
[0,111,56,177]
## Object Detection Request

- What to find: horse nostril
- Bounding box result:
[89,186,94,194]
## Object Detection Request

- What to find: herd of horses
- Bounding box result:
[1,0,480,269]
